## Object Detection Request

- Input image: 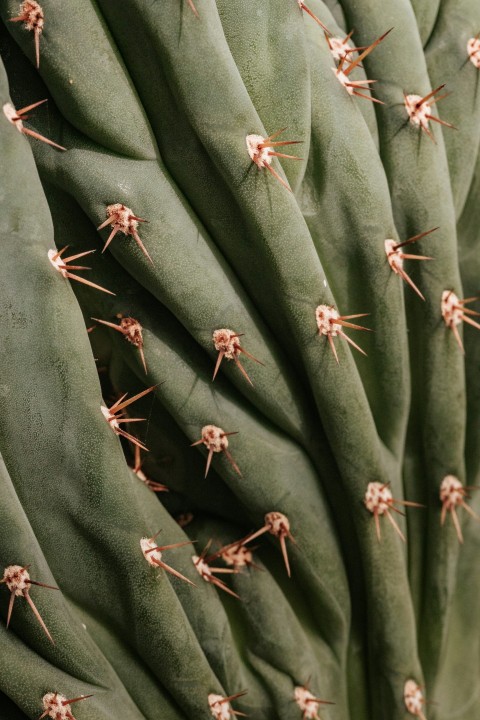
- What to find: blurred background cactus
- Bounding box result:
[0,1,479,718]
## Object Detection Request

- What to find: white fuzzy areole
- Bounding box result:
[294,686,320,719]
[120,317,143,347]
[192,555,213,581]
[100,404,119,430]
[467,37,480,68]
[18,1,44,32]
[3,565,30,596]
[245,134,272,168]
[441,290,463,327]
[201,425,228,452]
[3,102,22,131]
[384,239,403,273]
[440,475,464,509]
[315,304,341,336]
[208,693,231,720]
[405,93,431,130]
[221,545,252,567]
[404,680,424,716]
[140,537,162,566]
[105,203,138,234]
[213,329,241,360]
[364,482,393,515]
[265,511,290,537]
[329,37,353,61]
[332,67,355,95]
[47,248,68,277]
[41,693,70,720]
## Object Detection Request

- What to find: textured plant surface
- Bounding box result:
[0,1,479,719]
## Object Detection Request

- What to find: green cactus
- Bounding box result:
[0,1,479,718]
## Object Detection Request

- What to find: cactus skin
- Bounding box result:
[0,1,480,719]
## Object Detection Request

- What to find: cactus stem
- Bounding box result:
[48,247,114,295]
[3,100,66,150]
[404,680,427,719]
[2,565,57,644]
[240,512,295,577]
[246,131,302,192]
[193,554,241,598]
[439,475,479,544]
[212,329,263,385]
[10,1,44,68]
[364,483,424,543]
[441,290,480,353]
[97,204,153,264]
[191,425,241,478]
[40,692,92,720]
[141,536,197,586]
[315,305,370,363]
[296,1,330,34]
[92,316,147,373]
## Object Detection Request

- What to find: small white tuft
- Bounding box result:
[364,482,393,515]
[245,134,272,168]
[315,304,341,336]
[332,67,355,95]
[405,94,430,131]
[441,290,463,328]
[467,37,480,68]
[2,565,30,596]
[192,555,213,582]
[208,693,232,720]
[264,511,290,537]
[200,425,229,453]
[47,248,67,277]
[384,239,403,274]
[105,204,138,234]
[119,317,143,348]
[3,102,22,130]
[100,404,119,430]
[404,680,425,718]
[221,545,252,568]
[15,1,44,32]
[140,537,162,567]
[294,686,321,719]
[213,329,241,360]
[440,475,464,509]
[328,37,353,61]
[41,693,70,720]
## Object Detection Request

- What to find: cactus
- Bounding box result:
[0,0,479,718]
